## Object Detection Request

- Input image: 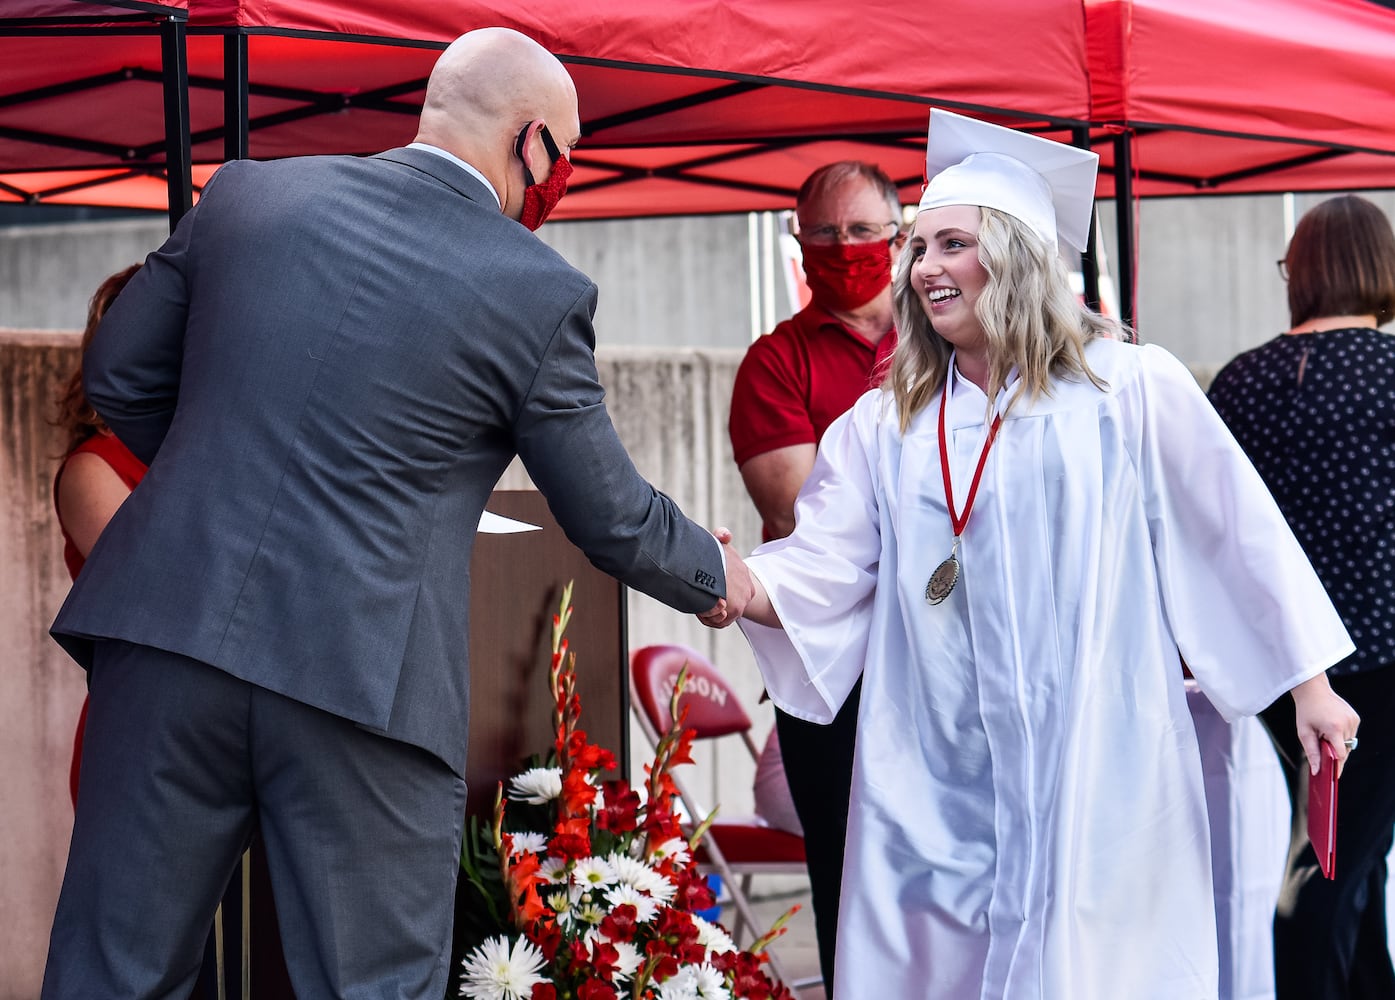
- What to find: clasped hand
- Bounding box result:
[698,527,755,629]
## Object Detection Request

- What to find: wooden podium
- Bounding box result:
[219,489,629,998]
[463,489,630,815]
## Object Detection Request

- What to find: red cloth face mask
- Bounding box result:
[516,123,572,231]
[800,239,893,311]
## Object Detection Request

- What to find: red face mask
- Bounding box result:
[516,123,572,231]
[800,239,893,311]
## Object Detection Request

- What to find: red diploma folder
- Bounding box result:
[1308,739,1339,880]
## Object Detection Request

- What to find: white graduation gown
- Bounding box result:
[739,340,1352,1000]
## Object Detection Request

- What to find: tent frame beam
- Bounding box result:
[159,12,191,227]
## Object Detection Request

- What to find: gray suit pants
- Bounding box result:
[42,640,467,1000]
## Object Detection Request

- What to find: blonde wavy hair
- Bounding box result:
[888,206,1126,432]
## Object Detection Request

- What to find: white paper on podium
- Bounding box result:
[479,511,542,534]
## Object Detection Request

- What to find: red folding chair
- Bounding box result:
[630,643,819,989]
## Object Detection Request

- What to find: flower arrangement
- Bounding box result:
[455,583,796,1000]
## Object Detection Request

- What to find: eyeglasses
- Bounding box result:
[1276,258,1289,281]
[799,220,902,245]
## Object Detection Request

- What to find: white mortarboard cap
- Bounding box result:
[916,108,1099,253]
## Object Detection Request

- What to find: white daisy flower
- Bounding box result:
[602,882,659,923]
[655,963,731,1000]
[692,915,736,956]
[507,767,562,805]
[655,968,701,1000]
[537,856,571,884]
[546,888,574,925]
[608,854,677,902]
[609,938,644,982]
[507,832,548,856]
[571,855,616,889]
[607,853,651,886]
[648,837,692,868]
[575,900,607,926]
[692,963,731,999]
[458,935,547,1000]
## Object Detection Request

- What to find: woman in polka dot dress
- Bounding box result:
[1209,194,1395,1000]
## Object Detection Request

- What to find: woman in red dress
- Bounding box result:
[53,263,145,804]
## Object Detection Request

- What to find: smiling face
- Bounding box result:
[906,204,990,359]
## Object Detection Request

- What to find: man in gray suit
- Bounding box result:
[43,27,747,1000]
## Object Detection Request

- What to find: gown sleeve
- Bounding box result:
[739,393,884,724]
[1128,344,1353,720]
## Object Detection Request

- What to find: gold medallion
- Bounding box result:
[925,555,960,605]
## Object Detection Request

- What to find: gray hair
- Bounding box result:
[796,162,901,221]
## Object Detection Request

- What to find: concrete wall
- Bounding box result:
[0,224,166,331]
[9,189,1395,361]
[537,216,759,349]
[0,213,760,351]
[0,332,88,1000]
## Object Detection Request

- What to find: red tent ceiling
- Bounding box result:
[2,0,1395,219]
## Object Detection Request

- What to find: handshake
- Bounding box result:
[697,527,769,630]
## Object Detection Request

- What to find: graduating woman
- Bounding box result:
[702,110,1359,999]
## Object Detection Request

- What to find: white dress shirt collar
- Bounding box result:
[406,142,501,209]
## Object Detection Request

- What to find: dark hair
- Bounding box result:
[1284,195,1395,328]
[795,161,902,221]
[55,263,142,456]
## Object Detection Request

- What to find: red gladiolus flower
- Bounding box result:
[589,939,620,980]
[598,902,639,942]
[568,731,617,774]
[672,868,717,913]
[656,907,699,948]
[561,770,599,814]
[723,951,789,999]
[553,811,590,836]
[526,920,563,963]
[643,941,680,981]
[668,728,696,767]
[505,852,548,925]
[548,831,590,861]
[531,984,558,1000]
[596,781,641,834]
[577,980,618,1000]
[642,808,684,845]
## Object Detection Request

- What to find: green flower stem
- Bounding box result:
[748,903,800,956]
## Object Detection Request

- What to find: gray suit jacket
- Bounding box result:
[52,147,725,775]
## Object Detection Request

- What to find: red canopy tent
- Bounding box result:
[5,0,1395,321]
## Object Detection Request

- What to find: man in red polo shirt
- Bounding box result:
[728,161,902,987]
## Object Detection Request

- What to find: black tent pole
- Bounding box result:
[1114,130,1136,330]
[224,31,249,162]
[160,14,192,230]
[1071,125,1102,313]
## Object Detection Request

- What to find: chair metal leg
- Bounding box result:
[720,870,791,986]
[240,848,252,1000]
[214,903,226,1000]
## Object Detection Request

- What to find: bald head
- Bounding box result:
[414,28,579,215]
